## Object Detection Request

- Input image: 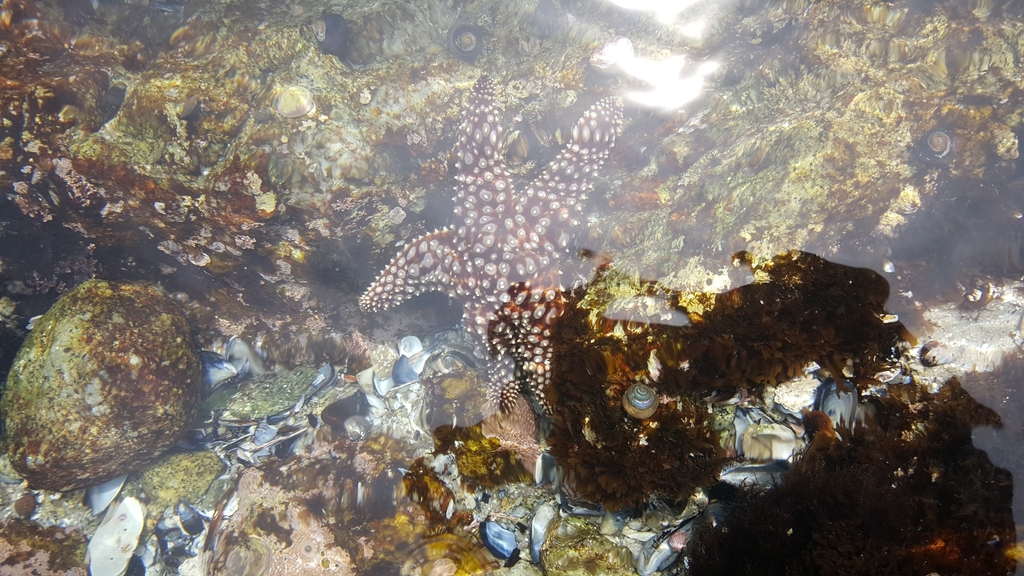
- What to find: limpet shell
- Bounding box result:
[276,85,316,119]
[913,127,956,166]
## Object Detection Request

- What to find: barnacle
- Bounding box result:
[446,21,485,62]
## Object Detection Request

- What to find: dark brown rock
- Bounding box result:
[1,280,201,491]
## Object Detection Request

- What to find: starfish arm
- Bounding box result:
[517,96,623,253]
[359,227,462,312]
[361,77,620,417]
[488,281,563,414]
[453,76,513,216]
[485,353,521,416]
[452,76,517,266]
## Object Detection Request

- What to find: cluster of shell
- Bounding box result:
[65,334,400,575]
[75,332,485,575]
[66,323,952,576]
[0,254,956,575]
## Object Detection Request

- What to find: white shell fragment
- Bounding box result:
[398,335,423,357]
[373,373,396,396]
[603,296,691,327]
[224,336,268,375]
[740,422,800,461]
[85,474,127,516]
[87,496,146,576]
[590,35,635,72]
[719,460,790,488]
[393,335,430,386]
[771,374,820,416]
[530,502,556,563]
[813,378,874,432]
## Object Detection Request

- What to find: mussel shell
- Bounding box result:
[156,517,194,567]
[252,421,278,446]
[813,378,857,428]
[622,382,658,419]
[321,390,370,430]
[448,21,486,62]
[480,520,518,560]
[719,460,789,487]
[306,363,338,399]
[224,336,267,375]
[176,501,206,536]
[125,554,147,575]
[199,350,238,393]
[635,525,684,576]
[175,428,217,452]
[392,354,421,386]
[530,502,556,563]
[85,474,127,516]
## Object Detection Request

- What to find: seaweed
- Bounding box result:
[546,251,908,508]
[687,378,1015,576]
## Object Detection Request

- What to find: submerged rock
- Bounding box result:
[687,379,1016,576]
[1,280,201,491]
[0,519,89,574]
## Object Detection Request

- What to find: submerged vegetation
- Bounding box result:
[688,378,1015,575]
[546,251,908,508]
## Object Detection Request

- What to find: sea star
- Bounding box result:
[360,76,622,413]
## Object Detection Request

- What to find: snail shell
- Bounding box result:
[622,382,658,419]
[310,19,326,42]
[914,128,956,166]
[317,13,349,61]
[448,21,486,62]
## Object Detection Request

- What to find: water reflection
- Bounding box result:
[1,0,1024,573]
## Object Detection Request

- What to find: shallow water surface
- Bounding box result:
[1,0,1023,574]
